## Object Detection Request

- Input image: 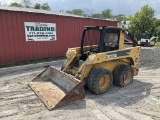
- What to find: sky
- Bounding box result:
[1,0,160,16]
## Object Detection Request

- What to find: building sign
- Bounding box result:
[24,22,56,41]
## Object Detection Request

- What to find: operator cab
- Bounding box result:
[80,26,122,60]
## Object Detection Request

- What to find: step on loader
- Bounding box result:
[29,26,141,110]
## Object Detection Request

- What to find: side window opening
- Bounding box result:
[104,32,118,47]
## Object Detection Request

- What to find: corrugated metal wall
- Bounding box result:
[0,10,117,65]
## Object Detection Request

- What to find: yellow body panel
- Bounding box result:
[64,30,141,84]
[65,46,140,83]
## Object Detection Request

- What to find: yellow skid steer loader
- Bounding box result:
[29,26,141,110]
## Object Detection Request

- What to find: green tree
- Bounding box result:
[66,9,87,16]
[83,8,95,17]
[155,26,160,38]
[126,15,134,21]
[114,14,127,29]
[155,19,160,38]
[155,19,160,26]
[91,13,102,19]
[128,5,155,39]
[10,2,22,7]
[101,9,112,19]
[34,3,41,9]
[59,10,65,13]
[21,0,31,8]
[115,14,126,22]
[41,3,51,11]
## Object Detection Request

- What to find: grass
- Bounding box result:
[0,56,66,68]
[149,41,160,47]
[154,41,160,47]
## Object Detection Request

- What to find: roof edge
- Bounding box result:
[0,6,117,22]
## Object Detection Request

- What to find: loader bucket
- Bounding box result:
[28,66,85,110]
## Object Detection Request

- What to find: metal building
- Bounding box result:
[0,6,118,65]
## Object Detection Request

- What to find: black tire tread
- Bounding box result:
[113,64,134,87]
[87,67,113,95]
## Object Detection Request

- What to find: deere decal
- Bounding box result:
[24,22,56,41]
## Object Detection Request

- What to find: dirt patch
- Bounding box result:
[0,47,160,120]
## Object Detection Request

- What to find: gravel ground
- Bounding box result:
[139,47,160,69]
[0,47,160,120]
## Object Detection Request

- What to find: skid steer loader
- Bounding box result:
[29,26,141,110]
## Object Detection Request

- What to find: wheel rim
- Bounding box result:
[123,70,131,85]
[99,75,110,91]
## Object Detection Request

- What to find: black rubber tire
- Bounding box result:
[61,60,67,71]
[87,67,113,95]
[113,64,134,87]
